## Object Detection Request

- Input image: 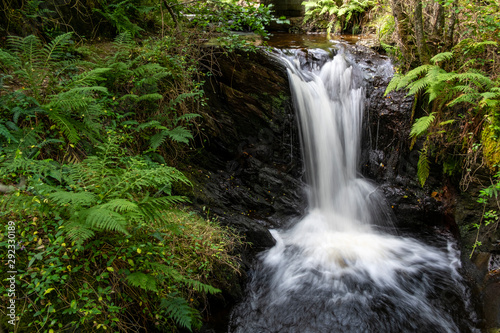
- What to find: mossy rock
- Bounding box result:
[482,124,500,170]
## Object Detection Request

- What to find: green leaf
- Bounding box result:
[417,147,430,187]
[160,296,202,331]
[410,113,436,138]
[430,52,454,64]
[48,191,97,207]
[126,272,158,292]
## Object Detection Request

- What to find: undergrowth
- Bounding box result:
[0,24,245,333]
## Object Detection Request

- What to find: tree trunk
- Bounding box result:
[414,0,429,63]
[163,0,178,28]
[444,0,458,48]
[432,2,445,37]
[389,0,411,62]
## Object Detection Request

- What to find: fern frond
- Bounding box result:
[430,52,454,65]
[137,93,163,102]
[406,77,429,96]
[45,109,81,143]
[162,126,193,146]
[438,119,455,126]
[65,221,95,243]
[98,198,140,213]
[451,85,476,94]
[67,68,111,88]
[447,92,481,107]
[397,64,433,89]
[176,113,201,123]
[160,296,202,331]
[410,112,436,138]
[427,81,447,103]
[426,65,449,81]
[136,120,163,131]
[150,131,169,150]
[182,278,221,295]
[169,91,203,108]
[384,73,404,96]
[41,32,73,67]
[8,34,42,64]
[48,191,97,207]
[113,31,134,51]
[138,196,188,223]
[85,207,129,235]
[146,262,183,278]
[51,86,108,110]
[0,50,20,71]
[417,146,430,187]
[0,123,18,143]
[133,63,169,78]
[448,72,493,89]
[126,272,158,292]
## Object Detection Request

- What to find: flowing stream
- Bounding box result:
[228,48,478,333]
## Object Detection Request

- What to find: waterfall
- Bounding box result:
[228,49,478,333]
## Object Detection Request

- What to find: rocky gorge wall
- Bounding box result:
[188,42,498,332]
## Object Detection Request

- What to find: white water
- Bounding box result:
[229,50,478,333]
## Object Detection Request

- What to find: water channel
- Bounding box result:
[227,35,480,333]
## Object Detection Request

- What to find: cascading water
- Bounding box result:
[228,48,479,333]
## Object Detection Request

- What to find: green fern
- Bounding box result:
[6,33,73,100]
[430,52,454,64]
[406,77,431,96]
[417,144,430,187]
[94,1,144,37]
[0,123,18,143]
[410,113,436,138]
[182,278,221,295]
[126,272,158,292]
[150,126,193,149]
[48,191,97,207]
[160,295,202,332]
[99,198,140,213]
[1,136,191,244]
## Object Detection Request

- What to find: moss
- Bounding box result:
[482,124,500,170]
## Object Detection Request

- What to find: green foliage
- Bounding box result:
[161,295,203,331]
[126,272,159,292]
[302,0,375,35]
[386,49,500,186]
[182,0,276,51]
[1,136,191,243]
[410,112,436,139]
[417,144,430,187]
[2,32,73,100]
[0,208,241,331]
[0,133,242,331]
[0,33,111,157]
[93,0,147,37]
[470,170,500,257]
[0,25,243,332]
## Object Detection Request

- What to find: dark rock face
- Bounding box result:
[189,50,305,256]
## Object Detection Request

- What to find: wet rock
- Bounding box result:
[188,49,305,254]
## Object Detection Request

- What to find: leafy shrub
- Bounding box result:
[0,28,244,332]
[385,47,500,186]
[302,0,375,36]
[0,137,242,331]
